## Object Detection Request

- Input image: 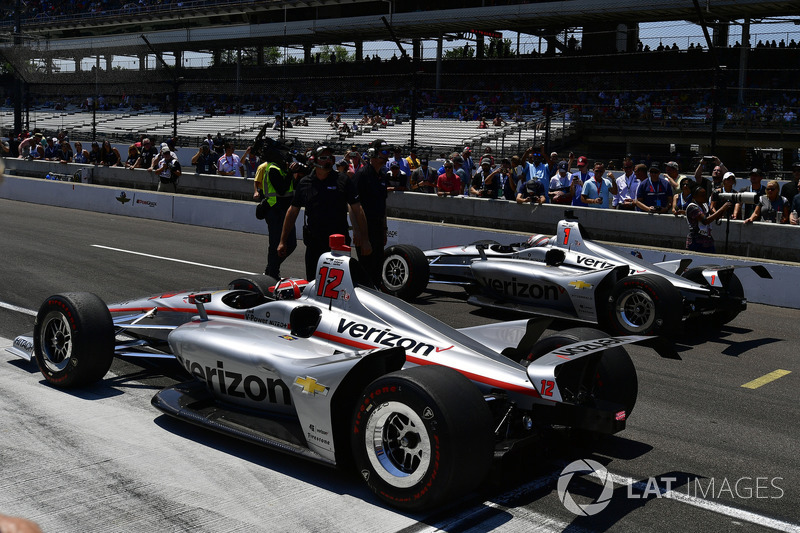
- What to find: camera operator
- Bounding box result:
[520,145,553,203]
[192,141,217,175]
[155,146,181,193]
[693,155,726,196]
[740,168,767,220]
[744,180,789,224]
[685,185,732,253]
[709,172,741,219]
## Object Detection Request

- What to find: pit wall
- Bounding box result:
[1,173,796,309]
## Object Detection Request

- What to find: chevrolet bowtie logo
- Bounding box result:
[569,280,593,290]
[294,376,329,396]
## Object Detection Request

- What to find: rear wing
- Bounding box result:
[526,335,649,403]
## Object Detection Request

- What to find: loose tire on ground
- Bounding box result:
[228,275,279,299]
[605,274,682,336]
[682,265,744,326]
[351,365,494,511]
[34,292,115,388]
[381,244,430,300]
[524,327,638,418]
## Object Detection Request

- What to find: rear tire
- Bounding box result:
[381,244,430,300]
[34,293,115,388]
[351,365,494,511]
[605,274,682,336]
[524,327,638,417]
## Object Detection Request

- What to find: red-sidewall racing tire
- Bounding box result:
[381,244,430,301]
[351,365,494,511]
[604,274,682,336]
[682,265,744,326]
[524,327,638,418]
[34,292,115,388]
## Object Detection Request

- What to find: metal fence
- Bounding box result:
[2,9,800,170]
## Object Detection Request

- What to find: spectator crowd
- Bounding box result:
[5,125,800,247]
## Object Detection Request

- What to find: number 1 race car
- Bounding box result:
[8,236,648,511]
[380,219,771,337]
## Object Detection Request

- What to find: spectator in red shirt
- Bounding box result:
[436,160,461,197]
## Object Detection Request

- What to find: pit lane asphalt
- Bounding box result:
[0,198,798,533]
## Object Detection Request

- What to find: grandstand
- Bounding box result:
[2,1,800,167]
[0,104,560,158]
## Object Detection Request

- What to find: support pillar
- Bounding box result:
[412,38,421,62]
[355,40,363,61]
[75,56,82,72]
[713,21,730,48]
[105,55,113,71]
[738,19,750,105]
[257,46,264,66]
[436,35,442,93]
[304,43,312,64]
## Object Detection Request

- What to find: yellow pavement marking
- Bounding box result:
[741,369,791,389]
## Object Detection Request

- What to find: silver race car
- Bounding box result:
[381,219,771,336]
[8,236,646,511]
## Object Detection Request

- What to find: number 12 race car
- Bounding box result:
[8,236,648,511]
[380,219,771,337]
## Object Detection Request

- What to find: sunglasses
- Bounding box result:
[444,165,453,169]
[766,187,777,191]
[317,155,333,161]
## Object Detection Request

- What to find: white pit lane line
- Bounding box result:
[0,302,37,316]
[91,244,258,275]
[591,470,800,532]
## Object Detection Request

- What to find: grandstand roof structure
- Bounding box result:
[2,0,799,56]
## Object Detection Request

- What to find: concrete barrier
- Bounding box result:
[1,173,796,309]
[3,158,253,200]
[385,192,800,263]
[4,157,798,261]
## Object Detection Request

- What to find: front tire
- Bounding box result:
[605,274,682,336]
[381,244,429,300]
[34,293,115,388]
[351,365,494,511]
